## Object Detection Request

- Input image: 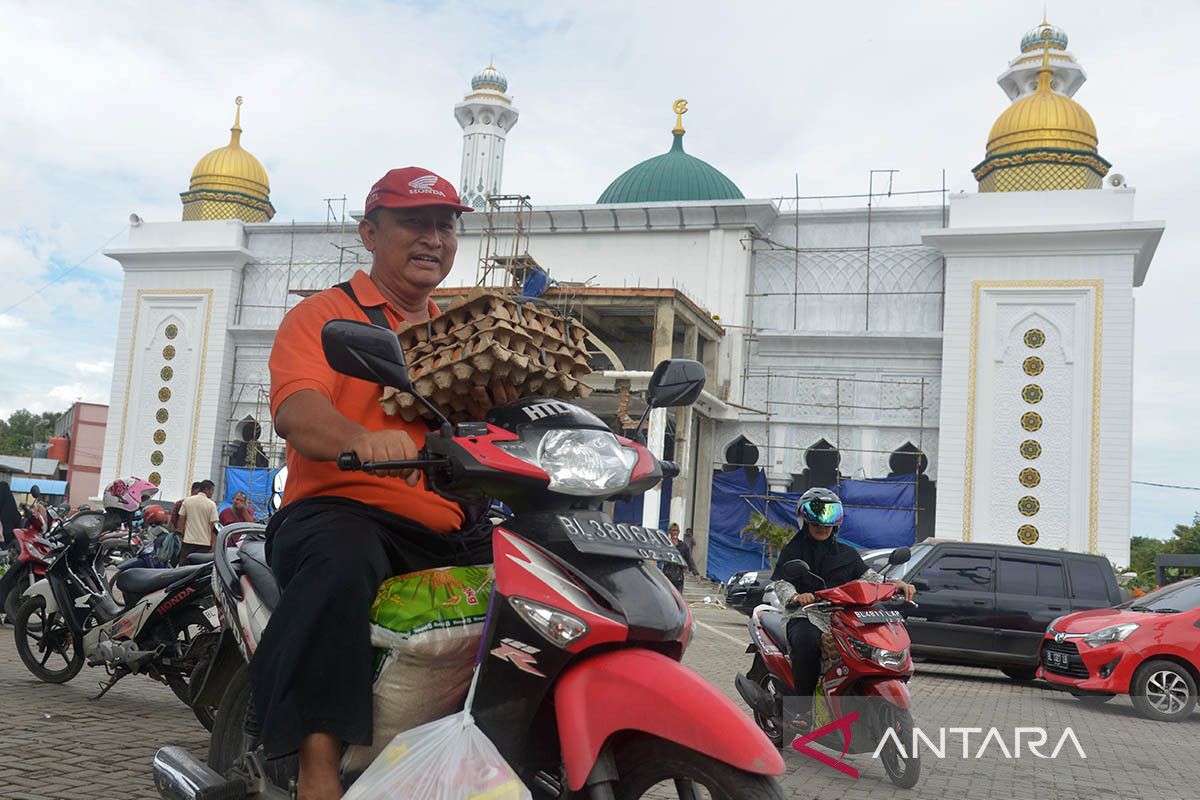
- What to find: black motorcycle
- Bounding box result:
[11,508,221,729]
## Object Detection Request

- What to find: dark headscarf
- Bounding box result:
[0,482,20,546]
[770,525,867,594]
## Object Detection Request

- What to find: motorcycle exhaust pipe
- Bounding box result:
[152,746,246,800]
[735,672,774,718]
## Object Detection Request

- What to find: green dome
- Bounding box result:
[597,132,743,204]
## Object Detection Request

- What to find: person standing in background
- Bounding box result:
[172,482,201,531]
[681,527,702,581]
[0,482,19,548]
[177,479,219,562]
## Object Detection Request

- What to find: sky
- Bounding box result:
[0,0,1196,540]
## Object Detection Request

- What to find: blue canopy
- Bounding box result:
[7,477,68,496]
[221,466,280,521]
[705,469,917,583]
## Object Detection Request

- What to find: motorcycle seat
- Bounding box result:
[760,609,790,654]
[184,552,215,565]
[115,564,205,596]
[238,540,280,612]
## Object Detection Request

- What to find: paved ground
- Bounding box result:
[1,580,1197,799]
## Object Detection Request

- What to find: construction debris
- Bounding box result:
[380,287,593,422]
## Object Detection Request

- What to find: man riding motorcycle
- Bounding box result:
[768,487,916,731]
[251,167,517,800]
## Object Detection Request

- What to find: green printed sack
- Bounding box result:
[368,565,494,659]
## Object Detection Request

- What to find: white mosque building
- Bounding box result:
[99,20,1162,570]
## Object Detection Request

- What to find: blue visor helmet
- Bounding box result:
[797,487,844,527]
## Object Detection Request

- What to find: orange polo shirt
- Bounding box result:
[269,269,464,533]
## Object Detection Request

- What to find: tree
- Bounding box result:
[1126,515,1200,589]
[741,512,796,567]
[0,409,63,457]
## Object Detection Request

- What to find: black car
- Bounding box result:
[724,569,769,615]
[886,540,1123,680]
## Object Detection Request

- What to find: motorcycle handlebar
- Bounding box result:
[336,452,447,473]
[660,461,681,478]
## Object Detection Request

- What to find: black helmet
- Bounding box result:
[797,487,844,529]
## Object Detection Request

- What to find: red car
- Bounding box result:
[1038,576,1200,721]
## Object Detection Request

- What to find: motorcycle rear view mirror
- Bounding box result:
[647,359,707,409]
[320,319,451,428]
[321,319,412,390]
[780,559,812,584]
[630,358,707,443]
[888,547,911,566]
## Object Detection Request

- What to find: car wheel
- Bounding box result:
[1001,666,1038,682]
[1131,660,1197,722]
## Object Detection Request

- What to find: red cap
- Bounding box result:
[364,167,474,216]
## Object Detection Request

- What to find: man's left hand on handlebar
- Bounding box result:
[891,580,917,602]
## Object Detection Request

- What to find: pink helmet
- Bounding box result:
[103,477,159,512]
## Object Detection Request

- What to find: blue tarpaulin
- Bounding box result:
[221,467,280,521]
[705,469,917,583]
[7,477,68,496]
[611,477,673,531]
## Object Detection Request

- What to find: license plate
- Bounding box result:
[556,514,684,565]
[853,609,904,624]
[1045,651,1069,667]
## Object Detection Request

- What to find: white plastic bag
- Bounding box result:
[342,704,531,800]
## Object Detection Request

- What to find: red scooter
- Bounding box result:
[735,553,922,789]
[152,319,786,800]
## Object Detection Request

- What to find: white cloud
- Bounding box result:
[1,0,1198,535]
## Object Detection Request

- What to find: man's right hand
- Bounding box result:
[789,592,817,607]
[347,429,421,486]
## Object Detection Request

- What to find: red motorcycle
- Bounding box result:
[1,520,58,621]
[152,319,786,800]
[735,554,922,789]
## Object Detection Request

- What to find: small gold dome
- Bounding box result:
[181,98,275,222]
[973,37,1109,193]
[985,70,1098,156]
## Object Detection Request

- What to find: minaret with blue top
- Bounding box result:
[454,63,519,210]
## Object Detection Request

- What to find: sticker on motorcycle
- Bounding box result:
[490,637,546,677]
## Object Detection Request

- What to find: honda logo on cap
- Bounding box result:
[408,174,445,197]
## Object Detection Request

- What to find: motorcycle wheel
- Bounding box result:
[160,607,218,730]
[746,655,786,748]
[209,664,298,788]
[12,595,84,684]
[876,706,920,789]
[610,735,786,800]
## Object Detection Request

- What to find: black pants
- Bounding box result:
[786,617,823,714]
[248,497,492,758]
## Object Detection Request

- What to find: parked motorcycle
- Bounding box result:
[151,320,786,800]
[1,520,59,622]
[735,551,922,789]
[11,507,220,730]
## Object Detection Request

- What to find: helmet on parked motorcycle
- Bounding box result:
[797,487,844,529]
[103,477,159,512]
[141,505,169,526]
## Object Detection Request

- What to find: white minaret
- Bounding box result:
[453,63,519,210]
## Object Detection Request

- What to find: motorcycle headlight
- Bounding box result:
[738,571,760,586]
[498,428,637,495]
[1082,622,1139,647]
[847,636,908,669]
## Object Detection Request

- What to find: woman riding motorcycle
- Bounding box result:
[768,487,917,730]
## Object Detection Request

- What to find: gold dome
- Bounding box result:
[181,98,275,222]
[985,69,1098,156]
[973,39,1109,193]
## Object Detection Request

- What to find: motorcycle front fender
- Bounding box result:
[859,677,912,710]
[21,577,57,614]
[554,648,784,791]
